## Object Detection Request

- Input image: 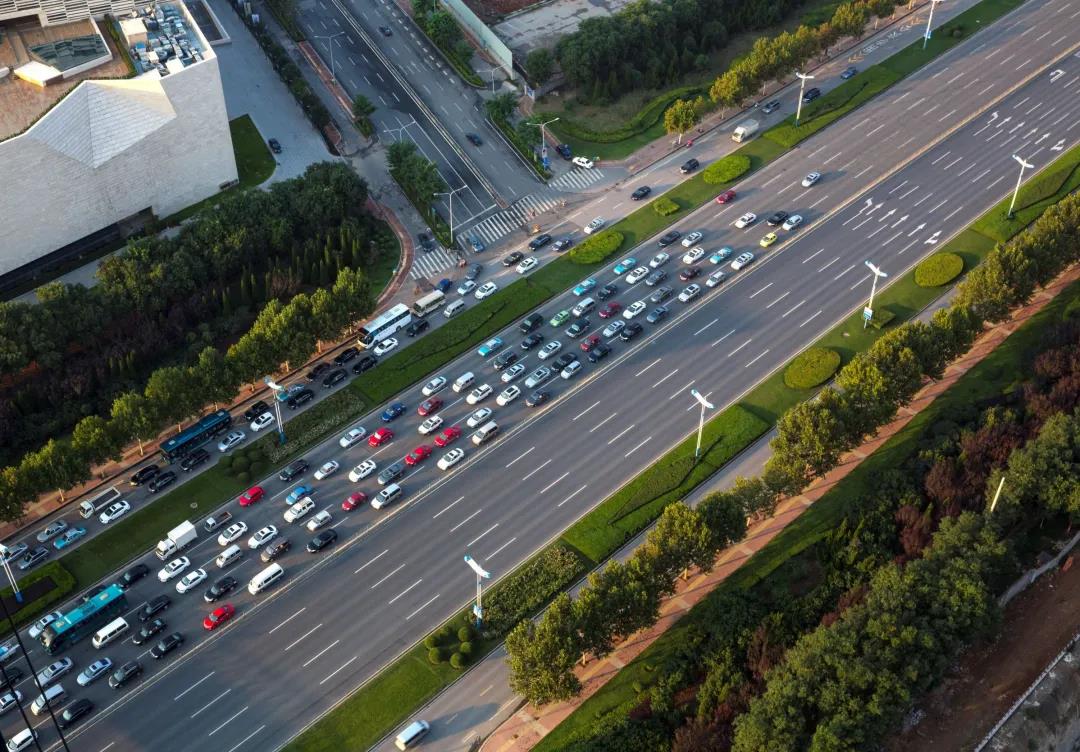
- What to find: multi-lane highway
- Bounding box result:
[2,1,1078,750]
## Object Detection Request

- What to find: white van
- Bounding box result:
[6,729,36,752]
[216,544,243,569]
[452,372,475,393]
[395,720,431,750]
[248,563,284,595]
[443,299,466,318]
[572,297,596,317]
[372,483,402,510]
[30,684,65,716]
[92,617,129,649]
[472,421,499,446]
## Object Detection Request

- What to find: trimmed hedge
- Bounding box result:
[915,252,965,287]
[482,545,586,635]
[544,85,707,145]
[0,562,77,636]
[703,155,752,185]
[568,231,625,265]
[251,388,367,465]
[784,347,841,390]
[653,197,680,216]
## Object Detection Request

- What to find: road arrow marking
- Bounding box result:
[998,116,1012,127]
[989,111,998,121]
[879,208,896,222]
[866,202,883,216]
[1035,133,1050,145]
[925,231,941,245]
[1050,69,1065,83]
[907,222,926,237]
[1052,139,1065,151]
[891,214,909,228]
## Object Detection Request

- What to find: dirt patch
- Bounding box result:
[888,556,1080,752]
[463,0,542,23]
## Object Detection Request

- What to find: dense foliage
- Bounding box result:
[386,141,451,244]
[783,347,841,390]
[702,155,751,185]
[567,232,625,265]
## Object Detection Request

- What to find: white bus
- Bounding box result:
[358,304,412,348]
[412,290,446,318]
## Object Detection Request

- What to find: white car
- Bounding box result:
[306,510,332,532]
[735,212,757,229]
[217,430,246,452]
[157,556,191,583]
[98,500,131,525]
[497,385,521,406]
[437,448,465,471]
[561,361,583,380]
[27,612,62,641]
[782,214,804,231]
[679,284,702,303]
[249,412,275,432]
[625,267,649,285]
[525,367,552,389]
[681,247,706,265]
[602,319,625,338]
[537,341,562,360]
[649,252,669,268]
[623,301,647,319]
[373,338,398,356]
[217,522,248,546]
[474,282,498,300]
[466,408,493,428]
[456,280,477,297]
[680,231,704,248]
[731,252,756,271]
[572,156,594,169]
[466,384,492,404]
[175,568,207,594]
[422,376,447,397]
[801,171,821,187]
[338,427,367,449]
[247,525,278,549]
[419,415,444,435]
[500,363,526,383]
[313,461,340,480]
[349,460,377,482]
[284,498,315,523]
[706,270,727,288]
[583,217,605,235]
[516,257,539,274]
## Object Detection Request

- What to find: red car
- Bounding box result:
[598,302,622,319]
[203,603,235,631]
[715,190,736,204]
[342,492,367,511]
[238,486,264,507]
[369,427,393,447]
[434,425,461,447]
[418,397,443,417]
[405,444,433,466]
[580,334,602,352]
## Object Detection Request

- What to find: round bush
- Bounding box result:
[424,634,440,649]
[459,641,473,656]
[217,455,233,470]
[428,647,446,664]
[567,231,624,265]
[703,154,752,185]
[230,456,250,473]
[915,252,964,287]
[235,471,251,484]
[653,197,680,216]
[450,652,467,669]
[457,625,475,643]
[249,462,266,477]
[435,626,452,643]
[784,347,841,390]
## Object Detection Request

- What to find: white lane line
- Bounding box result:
[898,238,920,255]
[970,168,992,184]
[99,744,115,752]
[888,180,908,195]
[225,725,266,752]
[624,436,652,458]
[986,174,1006,192]
[191,689,231,718]
[942,205,965,223]
[505,447,534,468]
[946,71,965,85]
[931,150,951,165]
[913,193,933,208]
[882,231,903,245]
[694,318,718,335]
[449,509,483,533]
[635,358,661,377]
[833,264,856,280]
[521,459,553,482]
[175,671,215,701]
[851,166,873,181]
[729,339,752,357]
[485,537,517,560]
[957,162,977,176]
[589,414,617,433]
[208,707,249,737]
[557,485,588,508]
[766,291,790,309]
[669,380,695,400]
[745,350,770,369]
[319,656,359,686]
[284,624,323,651]
[369,564,406,589]
[898,185,919,200]
[355,549,389,573]
[808,193,831,209]
[866,123,885,137]
[652,369,679,388]
[388,579,423,605]
[711,329,736,348]
[433,497,464,519]
[572,401,600,421]
[607,424,636,445]
[303,639,341,668]
[467,524,498,547]
[850,273,871,291]
[867,225,888,239]
[823,152,842,165]
[776,181,798,196]
[406,594,441,621]
[942,157,963,170]
[782,299,806,318]
[928,198,948,213]
[799,310,822,328]
[268,608,307,635]
[803,249,824,264]
[748,282,773,299]
[819,256,839,272]
[539,472,569,494]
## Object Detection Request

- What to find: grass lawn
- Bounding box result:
[367,224,403,294]
[229,114,276,189]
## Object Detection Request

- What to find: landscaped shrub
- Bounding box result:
[450,652,467,669]
[457,625,475,643]
[653,197,680,216]
[869,309,897,330]
[0,562,77,636]
[482,546,586,635]
[428,647,446,664]
[543,86,707,144]
[249,461,266,477]
[217,455,233,470]
[784,347,841,390]
[424,634,440,649]
[459,641,473,656]
[230,456,250,474]
[252,389,367,465]
[702,155,751,185]
[567,231,624,265]
[915,252,964,287]
[235,471,250,484]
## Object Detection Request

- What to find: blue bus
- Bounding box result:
[40,584,127,654]
[160,409,233,463]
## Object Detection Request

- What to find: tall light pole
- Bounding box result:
[434,185,467,243]
[863,260,888,329]
[264,377,287,446]
[464,555,491,627]
[1007,154,1035,219]
[314,32,345,82]
[989,475,1006,514]
[923,0,944,49]
[477,67,499,93]
[794,72,814,127]
[527,116,559,165]
[689,389,715,461]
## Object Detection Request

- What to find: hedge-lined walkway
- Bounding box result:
[481,263,1080,752]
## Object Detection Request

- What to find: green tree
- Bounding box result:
[639,503,716,580]
[485,92,517,123]
[71,415,122,466]
[506,593,582,705]
[351,93,375,120]
[23,440,88,501]
[709,69,748,116]
[145,365,198,431]
[525,48,555,84]
[192,346,237,409]
[830,2,868,38]
[767,387,855,489]
[110,392,159,456]
[427,11,460,50]
[663,98,698,144]
[996,410,1080,521]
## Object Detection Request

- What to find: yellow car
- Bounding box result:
[759,232,778,248]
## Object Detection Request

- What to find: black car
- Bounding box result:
[150,632,184,659]
[334,347,360,365]
[379,25,392,36]
[261,538,291,563]
[378,461,405,485]
[802,87,821,102]
[0,667,24,691]
[18,547,48,571]
[279,459,309,482]
[466,133,483,146]
[588,343,612,363]
[657,231,682,247]
[405,319,429,337]
[631,186,651,201]
[566,318,591,338]
[352,355,377,375]
[766,210,789,227]
[528,234,552,251]
[520,332,544,350]
[525,391,550,408]
[180,448,210,471]
[620,322,644,342]
[267,139,282,154]
[650,286,674,304]
[132,618,166,646]
[645,269,667,286]
[286,388,315,409]
[243,400,270,422]
[204,576,238,603]
[109,661,142,689]
[519,313,543,334]
[466,263,483,281]
[307,530,338,553]
[322,368,347,388]
[493,351,519,370]
[554,352,578,370]
[556,143,572,159]
[306,363,331,382]
[647,306,669,324]
[417,233,435,252]
[680,158,700,174]
[58,698,93,729]
[147,471,176,493]
[129,465,160,486]
[138,595,171,622]
[503,251,524,266]
[121,563,150,589]
[552,238,573,253]
[679,266,702,281]
[596,283,618,301]
[841,66,858,80]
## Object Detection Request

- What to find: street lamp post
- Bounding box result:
[794,72,815,127]
[464,555,491,628]
[1007,154,1035,219]
[314,32,345,82]
[923,0,944,49]
[863,260,888,329]
[477,67,499,93]
[264,377,287,446]
[527,117,559,165]
[433,185,467,244]
[689,389,715,461]
[989,475,1006,514]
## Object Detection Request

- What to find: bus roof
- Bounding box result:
[359,303,410,333]
[160,409,231,453]
[51,584,125,636]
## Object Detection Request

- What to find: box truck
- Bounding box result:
[155,521,197,560]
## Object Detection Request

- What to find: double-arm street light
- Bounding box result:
[794,72,815,127]
[264,377,287,445]
[527,117,559,163]
[689,389,715,461]
[863,260,888,329]
[1007,154,1035,219]
[923,0,944,49]
[434,185,467,244]
[464,555,491,627]
[314,32,345,82]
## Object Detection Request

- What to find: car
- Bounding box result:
[53,527,86,550]
[759,232,778,248]
[841,66,857,79]
[339,427,368,448]
[465,132,483,146]
[342,492,366,511]
[526,390,551,408]
[77,659,112,687]
[146,470,177,493]
[129,465,160,486]
[373,338,398,357]
[405,445,433,466]
[217,522,248,547]
[599,301,622,318]
[623,301,647,319]
[457,280,477,296]
[645,269,667,287]
[631,186,651,201]
[528,233,552,250]
[204,603,235,631]
[17,546,48,571]
[501,363,527,383]
[707,270,728,288]
[474,282,498,300]
[516,257,539,274]
[0,690,23,717]
[715,189,737,204]
[554,352,578,370]
[150,632,184,659]
[36,520,69,543]
[131,618,166,646]
[57,698,94,729]
[561,361,583,379]
[261,539,291,562]
[204,575,238,603]
[681,232,704,248]
[322,368,347,388]
[596,282,618,301]
[406,319,429,337]
[802,86,821,102]
[709,247,734,264]
[180,448,211,471]
[466,384,493,404]
[238,485,264,507]
[646,306,669,324]
[573,278,597,296]
[766,211,789,227]
[680,266,702,281]
[1,543,27,563]
[314,461,340,480]
[465,263,483,280]
[477,338,503,358]
[496,385,521,406]
[249,412,275,432]
[121,563,150,589]
[658,231,682,247]
[583,217,605,234]
[247,525,279,549]
[352,355,377,374]
[648,252,670,269]
[680,158,699,173]
[369,427,393,447]
[649,286,674,304]
[434,425,462,447]
[438,448,466,471]
[801,171,821,187]
[580,334,602,352]
[138,594,171,622]
[625,266,650,285]
[553,238,573,252]
[525,367,552,389]
[382,402,406,422]
[602,319,625,338]
[417,233,435,252]
[520,332,545,350]
[306,363,332,382]
[682,246,706,264]
[466,408,492,428]
[418,397,444,416]
[334,347,360,366]
[731,252,756,271]
[679,284,702,303]
[762,99,781,114]
[588,343,612,362]
[109,661,142,689]
[519,313,544,334]
[81,584,106,602]
[28,611,61,641]
[502,251,524,267]
[306,510,332,532]
[782,214,804,231]
[549,310,571,327]
[572,156,594,169]
[419,415,444,435]
[279,459,309,482]
[37,658,73,688]
[284,498,315,523]
[241,400,271,422]
[567,318,591,338]
[158,557,191,583]
[613,257,637,275]
[286,388,315,410]
[538,341,562,360]
[620,322,644,341]
[98,501,131,525]
[735,212,757,228]
[556,143,573,159]
[307,530,338,553]
[349,460,377,481]
[268,138,282,154]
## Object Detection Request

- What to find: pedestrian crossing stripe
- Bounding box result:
[548,168,605,191]
[410,248,459,280]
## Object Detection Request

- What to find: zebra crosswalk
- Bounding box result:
[410,247,460,280]
[548,167,606,191]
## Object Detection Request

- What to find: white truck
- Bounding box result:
[155,520,198,560]
[731,119,760,143]
[78,487,122,519]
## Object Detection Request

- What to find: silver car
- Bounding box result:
[525,367,552,389]
[37,657,73,688]
[77,658,113,687]
[36,520,68,543]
